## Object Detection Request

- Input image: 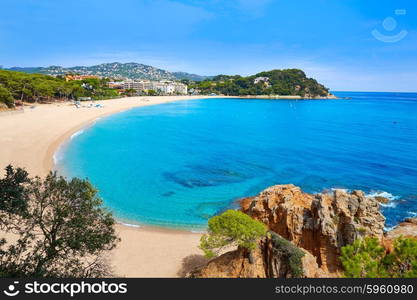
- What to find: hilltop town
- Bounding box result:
[5,62,209,81]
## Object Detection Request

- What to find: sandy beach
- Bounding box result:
[0,95,214,277]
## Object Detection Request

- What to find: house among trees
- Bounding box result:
[65,75,100,82]
[253,76,269,84]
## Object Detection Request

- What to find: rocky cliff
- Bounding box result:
[190,184,390,278]
[383,217,417,252]
[188,231,327,278]
[241,184,385,274]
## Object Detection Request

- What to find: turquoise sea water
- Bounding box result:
[56,92,417,230]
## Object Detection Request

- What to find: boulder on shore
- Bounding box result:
[383,218,417,252]
[373,196,390,204]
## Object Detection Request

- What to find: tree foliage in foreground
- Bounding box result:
[0,85,14,108]
[0,165,31,215]
[341,236,417,278]
[199,210,267,259]
[0,166,120,277]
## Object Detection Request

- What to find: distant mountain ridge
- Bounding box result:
[5,62,210,81]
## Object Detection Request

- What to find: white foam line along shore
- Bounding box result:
[0,95,224,277]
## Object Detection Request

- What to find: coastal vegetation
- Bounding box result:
[0,67,332,108]
[187,69,329,97]
[340,237,417,278]
[269,232,305,278]
[0,165,119,277]
[0,86,14,108]
[199,210,266,259]
[0,70,119,108]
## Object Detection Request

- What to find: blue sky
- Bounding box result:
[1,0,417,91]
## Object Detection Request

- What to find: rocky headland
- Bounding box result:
[238,94,339,100]
[188,184,417,278]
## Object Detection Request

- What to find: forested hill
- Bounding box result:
[187,69,330,97]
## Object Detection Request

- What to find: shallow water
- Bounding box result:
[56,92,417,230]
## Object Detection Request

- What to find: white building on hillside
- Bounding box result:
[254,76,269,84]
[173,82,188,94]
[120,80,138,90]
